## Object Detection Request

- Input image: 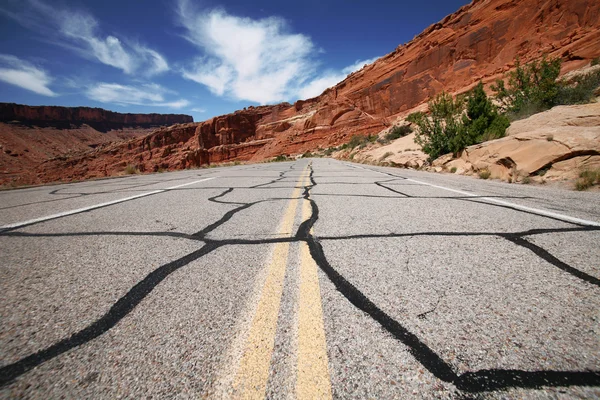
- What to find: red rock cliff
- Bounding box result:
[18,0,600,184]
[0,103,193,130]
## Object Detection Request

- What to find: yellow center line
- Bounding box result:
[233,167,307,399]
[297,173,333,400]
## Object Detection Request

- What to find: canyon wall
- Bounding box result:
[0,103,193,131]
[6,0,600,185]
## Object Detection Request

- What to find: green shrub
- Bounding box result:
[575,169,600,190]
[273,154,289,162]
[385,125,412,141]
[346,134,377,149]
[491,56,562,118]
[592,57,600,67]
[478,169,491,179]
[555,69,600,105]
[521,176,531,184]
[411,92,465,160]
[412,83,508,161]
[450,167,457,173]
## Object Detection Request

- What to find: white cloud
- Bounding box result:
[177,0,316,104]
[1,0,168,77]
[190,107,206,113]
[298,57,379,99]
[176,0,379,104]
[0,54,56,96]
[86,82,189,108]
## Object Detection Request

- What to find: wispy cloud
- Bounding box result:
[190,107,206,113]
[298,57,379,99]
[0,54,56,96]
[0,0,168,77]
[177,0,316,104]
[86,83,189,108]
[176,0,378,104]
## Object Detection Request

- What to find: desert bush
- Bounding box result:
[385,125,412,141]
[411,84,508,161]
[521,176,531,184]
[592,57,600,67]
[478,169,491,179]
[273,154,289,162]
[575,169,600,190]
[555,69,600,105]
[491,56,562,118]
[450,167,457,173]
[346,134,377,149]
[411,92,465,160]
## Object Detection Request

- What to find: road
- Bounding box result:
[1,158,599,399]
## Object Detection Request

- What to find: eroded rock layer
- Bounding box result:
[0,103,193,132]
[6,0,600,184]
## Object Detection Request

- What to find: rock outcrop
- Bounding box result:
[432,103,600,183]
[4,0,600,185]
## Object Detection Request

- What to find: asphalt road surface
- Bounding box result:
[1,158,599,399]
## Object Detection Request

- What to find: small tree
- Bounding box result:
[411,93,465,160]
[491,56,561,117]
[461,82,509,145]
[411,84,508,161]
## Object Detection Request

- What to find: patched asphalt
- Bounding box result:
[1,158,599,399]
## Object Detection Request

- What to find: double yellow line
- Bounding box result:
[233,167,332,399]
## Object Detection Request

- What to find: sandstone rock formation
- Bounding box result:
[432,103,600,183]
[0,103,193,132]
[4,0,600,185]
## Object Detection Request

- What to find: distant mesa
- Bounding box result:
[0,103,193,132]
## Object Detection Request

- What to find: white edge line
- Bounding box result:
[0,177,216,231]
[405,177,600,227]
[348,163,600,227]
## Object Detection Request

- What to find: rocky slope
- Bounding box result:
[5,0,600,185]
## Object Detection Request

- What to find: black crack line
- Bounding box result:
[374,181,412,197]
[298,163,600,393]
[0,167,306,386]
[192,203,256,239]
[0,242,220,387]
[0,195,85,211]
[298,167,457,382]
[2,231,200,241]
[503,235,600,287]
[208,188,246,205]
[313,194,403,199]
[249,168,289,188]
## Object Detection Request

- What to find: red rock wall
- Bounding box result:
[0,103,193,127]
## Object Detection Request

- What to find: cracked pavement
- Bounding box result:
[1,158,599,399]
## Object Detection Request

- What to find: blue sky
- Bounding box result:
[0,0,468,121]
